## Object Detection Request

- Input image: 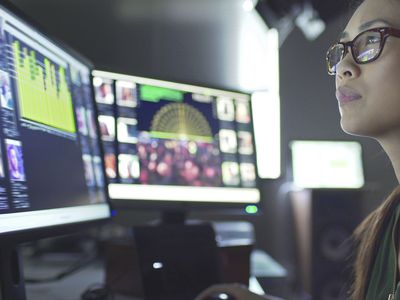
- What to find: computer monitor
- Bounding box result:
[0,2,110,299]
[92,70,260,219]
[290,140,365,189]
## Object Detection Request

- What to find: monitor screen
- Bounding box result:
[0,4,109,236]
[92,70,260,206]
[290,140,365,189]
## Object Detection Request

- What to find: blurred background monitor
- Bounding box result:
[92,70,260,217]
[290,140,364,189]
[0,1,109,239]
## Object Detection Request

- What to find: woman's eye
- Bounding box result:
[365,36,380,44]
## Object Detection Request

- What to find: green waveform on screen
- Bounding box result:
[12,40,75,133]
[140,85,183,103]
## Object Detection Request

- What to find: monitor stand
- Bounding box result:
[133,215,221,300]
[161,210,186,225]
[0,244,26,300]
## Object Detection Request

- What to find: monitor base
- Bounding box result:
[0,245,26,300]
[161,210,186,224]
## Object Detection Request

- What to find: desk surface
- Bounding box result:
[24,249,275,300]
[25,258,139,300]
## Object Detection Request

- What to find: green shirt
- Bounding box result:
[366,204,400,300]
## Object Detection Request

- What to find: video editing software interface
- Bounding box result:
[93,70,260,204]
[0,5,109,234]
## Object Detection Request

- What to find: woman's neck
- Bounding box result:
[378,132,400,184]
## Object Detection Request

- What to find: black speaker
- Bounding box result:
[291,189,363,300]
[133,223,222,300]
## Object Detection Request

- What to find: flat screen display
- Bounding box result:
[0,4,109,235]
[291,140,364,189]
[92,70,260,204]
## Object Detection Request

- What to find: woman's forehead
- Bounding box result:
[345,0,400,33]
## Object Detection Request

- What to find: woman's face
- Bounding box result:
[335,0,400,138]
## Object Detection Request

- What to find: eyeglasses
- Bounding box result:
[326,27,400,75]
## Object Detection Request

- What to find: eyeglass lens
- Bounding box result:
[353,31,381,62]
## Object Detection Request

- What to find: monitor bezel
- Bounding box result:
[0,1,111,241]
[92,69,262,214]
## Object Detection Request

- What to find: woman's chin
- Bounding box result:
[340,120,368,137]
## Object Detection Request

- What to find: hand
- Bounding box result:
[194,283,284,300]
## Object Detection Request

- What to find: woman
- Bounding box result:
[196,0,400,299]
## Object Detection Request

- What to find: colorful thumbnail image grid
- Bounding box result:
[11,39,75,133]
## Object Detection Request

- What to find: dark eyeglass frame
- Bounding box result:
[326,27,400,75]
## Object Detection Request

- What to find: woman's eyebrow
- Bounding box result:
[359,19,391,31]
[338,19,391,40]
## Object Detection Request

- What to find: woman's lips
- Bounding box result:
[336,86,362,105]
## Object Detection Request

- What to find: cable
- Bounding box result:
[81,283,114,300]
[25,254,97,284]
